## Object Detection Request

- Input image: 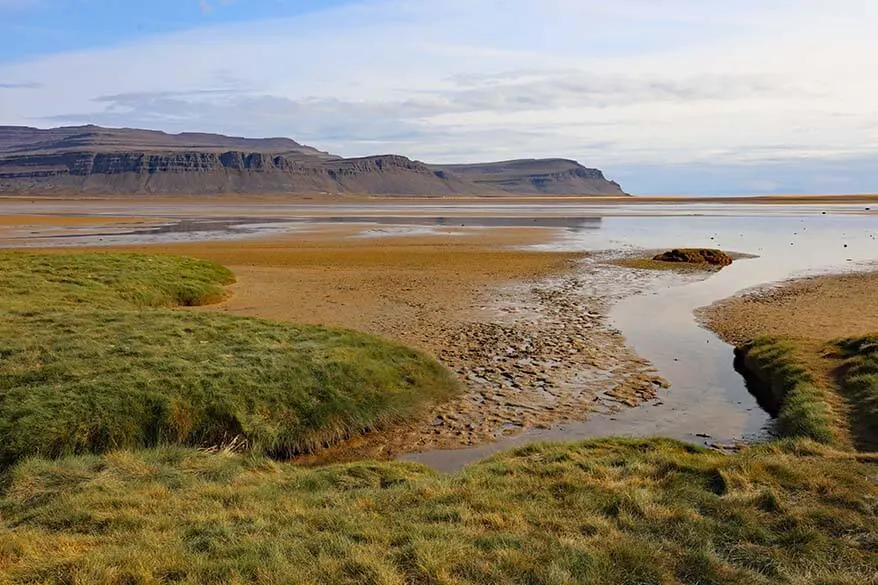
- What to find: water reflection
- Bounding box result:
[4,215,603,246]
[322,216,602,231]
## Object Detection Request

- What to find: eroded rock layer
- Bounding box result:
[0,125,627,196]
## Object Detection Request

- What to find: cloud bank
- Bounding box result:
[1,0,877,194]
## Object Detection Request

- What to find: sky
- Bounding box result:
[1,0,877,195]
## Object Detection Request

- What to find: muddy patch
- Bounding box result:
[299,258,670,464]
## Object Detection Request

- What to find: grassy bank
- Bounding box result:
[834,335,878,450]
[0,252,235,311]
[735,334,878,451]
[0,253,459,465]
[734,338,843,447]
[1,439,875,585]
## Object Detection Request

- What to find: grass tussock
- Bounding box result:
[0,438,875,585]
[0,252,459,466]
[734,338,842,447]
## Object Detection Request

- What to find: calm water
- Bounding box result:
[401,206,877,471]
[0,200,872,247]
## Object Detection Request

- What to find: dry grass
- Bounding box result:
[0,438,875,585]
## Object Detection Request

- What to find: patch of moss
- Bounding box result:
[653,248,734,267]
[610,249,736,272]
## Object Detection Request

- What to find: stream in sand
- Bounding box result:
[1,200,875,470]
[402,205,878,470]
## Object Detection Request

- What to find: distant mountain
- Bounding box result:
[0,125,627,196]
[433,159,623,196]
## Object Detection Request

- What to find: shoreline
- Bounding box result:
[62,232,670,461]
[699,269,878,346]
[1,193,878,204]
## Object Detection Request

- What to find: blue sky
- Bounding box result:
[1,0,877,195]
[0,0,359,61]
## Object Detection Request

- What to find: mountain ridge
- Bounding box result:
[0,125,627,196]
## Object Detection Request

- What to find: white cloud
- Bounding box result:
[1,0,877,193]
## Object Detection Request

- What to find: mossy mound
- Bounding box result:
[0,252,459,466]
[653,248,734,267]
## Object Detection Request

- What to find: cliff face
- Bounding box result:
[0,126,628,196]
[0,151,479,195]
[434,159,625,196]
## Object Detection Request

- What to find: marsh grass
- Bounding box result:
[0,439,875,585]
[833,335,878,450]
[0,252,235,311]
[0,253,459,466]
[736,338,843,446]
[737,334,878,451]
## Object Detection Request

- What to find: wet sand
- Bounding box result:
[0,215,153,226]
[701,270,878,345]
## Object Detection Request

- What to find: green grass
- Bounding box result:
[734,338,841,446]
[0,252,459,466]
[834,335,878,450]
[0,439,875,585]
[0,252,235,311]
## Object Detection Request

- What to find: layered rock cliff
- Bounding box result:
[433,159,624,196]
[0,125,628,196]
